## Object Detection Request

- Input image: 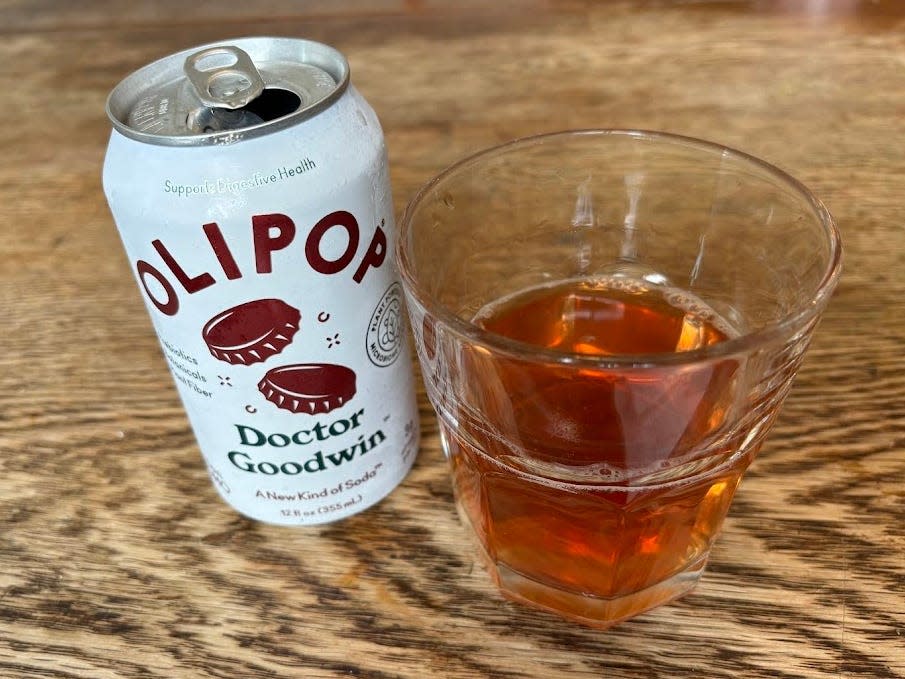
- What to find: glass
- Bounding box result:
[396,130,842,628]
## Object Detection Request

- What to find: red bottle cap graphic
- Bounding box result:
[258,363,357,415]
[202,298,300,365]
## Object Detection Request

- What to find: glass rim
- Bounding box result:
[396,128,843,368]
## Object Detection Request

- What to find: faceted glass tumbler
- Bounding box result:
[396,130,842,628]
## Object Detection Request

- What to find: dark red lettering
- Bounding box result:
[203,222,242,280]
[136,260,179,316]
[152,239,215,294]
[253,214,296,274]
[305,211,359,275]
[353,225,387,283]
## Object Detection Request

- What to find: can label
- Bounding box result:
[104,88,419,524]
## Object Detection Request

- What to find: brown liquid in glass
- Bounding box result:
[445,279,752,624]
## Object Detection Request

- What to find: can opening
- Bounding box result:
[188,87,303,133]
[244,88,302,122]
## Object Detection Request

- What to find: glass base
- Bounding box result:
[491,554,708,629]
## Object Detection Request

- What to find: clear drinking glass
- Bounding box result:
[396,130,841,628]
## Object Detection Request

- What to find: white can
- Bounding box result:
[103,37,420,525]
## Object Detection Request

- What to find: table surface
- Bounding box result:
[2,1,903,677]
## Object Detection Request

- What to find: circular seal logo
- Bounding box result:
[366,283,404,367]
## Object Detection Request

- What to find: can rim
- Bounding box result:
[397,128,844,369]
[105,36,351,147]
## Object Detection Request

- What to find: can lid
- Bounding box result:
[106,37,350,146]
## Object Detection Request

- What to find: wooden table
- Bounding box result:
[2,1,903,677]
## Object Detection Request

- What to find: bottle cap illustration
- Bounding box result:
[202,298,300,365]
[258,363,357,414]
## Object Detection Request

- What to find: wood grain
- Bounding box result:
[1,1,902,677]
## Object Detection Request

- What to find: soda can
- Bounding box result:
[103,37,420,525]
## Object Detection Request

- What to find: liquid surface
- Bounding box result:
[474,277,730,356]
[445,278,753,625]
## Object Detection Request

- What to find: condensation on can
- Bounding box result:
[103,37,420,525]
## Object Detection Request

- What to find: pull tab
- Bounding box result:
[184,46,265,109]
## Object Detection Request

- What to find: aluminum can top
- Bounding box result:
[106,37,350,147]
